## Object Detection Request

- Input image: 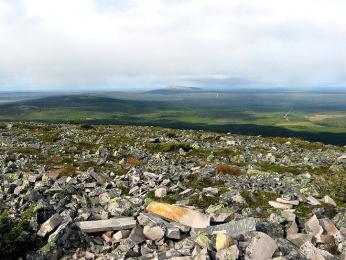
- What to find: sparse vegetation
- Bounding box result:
[127,157,142,167]
[216,164,243,176]
[0,206,41,259]
[188,194,219,209]
[59,166,77,176]
[146,142,192,153]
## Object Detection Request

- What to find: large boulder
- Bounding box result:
[146,202,210,229]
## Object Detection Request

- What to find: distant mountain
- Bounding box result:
[145,86,206,94]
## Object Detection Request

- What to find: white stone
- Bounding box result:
[155,187,168,198]
[322,195,337,207]
[112,230,131,242]
[307,196,321,206]
[300,241,334,259]
[203,187,219,196]
[287,233,314,247]
[269,201,293,209]
[276,198,299,205]
[76,217,136,233]
[281,209,296,222]
[305,215,323,237]
[143,225,165,241]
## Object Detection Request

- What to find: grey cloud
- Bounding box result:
[0,0,345,90]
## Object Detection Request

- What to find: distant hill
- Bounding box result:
[145,86,205,94]
[0,95,167,117]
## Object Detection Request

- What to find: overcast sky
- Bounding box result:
[0,0,345,91]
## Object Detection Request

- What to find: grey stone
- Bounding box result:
[76,217,136,233]
[300,241,334,260]
[128,225,146,244]
[215,245,239,260]
[245,232,278,260]
[112,229,131,242]
[305,215,323,237]
[37,213,63,237]
[143,225,165,241]
[208,217,256,238]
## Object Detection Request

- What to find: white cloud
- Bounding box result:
[0,0,345,90]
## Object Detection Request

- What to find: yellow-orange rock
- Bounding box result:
[146,202,210,229]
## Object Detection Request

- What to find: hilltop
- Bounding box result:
[0,122,345,259]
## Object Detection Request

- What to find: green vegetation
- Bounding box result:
[146,142,192,153]
[184,176,223,190]
[241,190,279,217]
[146,190,177,204]
[256,162,304,175]
[1,92,346,145]
[59,166,77,176]
[0,206,41,259]
[294,203,337,218]
[188,194,219,209]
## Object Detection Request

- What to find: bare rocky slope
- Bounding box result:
[0,122,345,259]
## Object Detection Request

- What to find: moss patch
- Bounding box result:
[189,194,219,209]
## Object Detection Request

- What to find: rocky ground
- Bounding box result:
[0,122,345,260]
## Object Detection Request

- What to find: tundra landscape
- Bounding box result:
[1,0,346,259]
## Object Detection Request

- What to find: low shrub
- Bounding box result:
[216,164,243,176]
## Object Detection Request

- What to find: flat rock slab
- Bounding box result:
[306,196,321,206]
[276,198,299,205]
[269,201,293,209]
[245,232,278,260]
[146,202,210,229]
[208,217,256,238]
[37,213,63,237]
[305,215,323,237]
[76,217,136,233]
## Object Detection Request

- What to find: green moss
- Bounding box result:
[196,232,211,247]
[39,132,60,143]
[186,149,211,158]
[119,186,130,196]
[213,148,236,158]
[6,173,20,182]
[257,162,303,175]
[241,190,278,209]
[147,190,155,199]
[75,142,98,153]
[116,167,129,176]
[294,203,337,218]
[0,205,41,259]
[188,194,219,209]
[146,190,178,204]
[11,147,40,156]
[184,176,223,190]
[219,187,229,194]
[166,132,177,138]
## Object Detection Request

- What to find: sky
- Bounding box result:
[0,0,345,91]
